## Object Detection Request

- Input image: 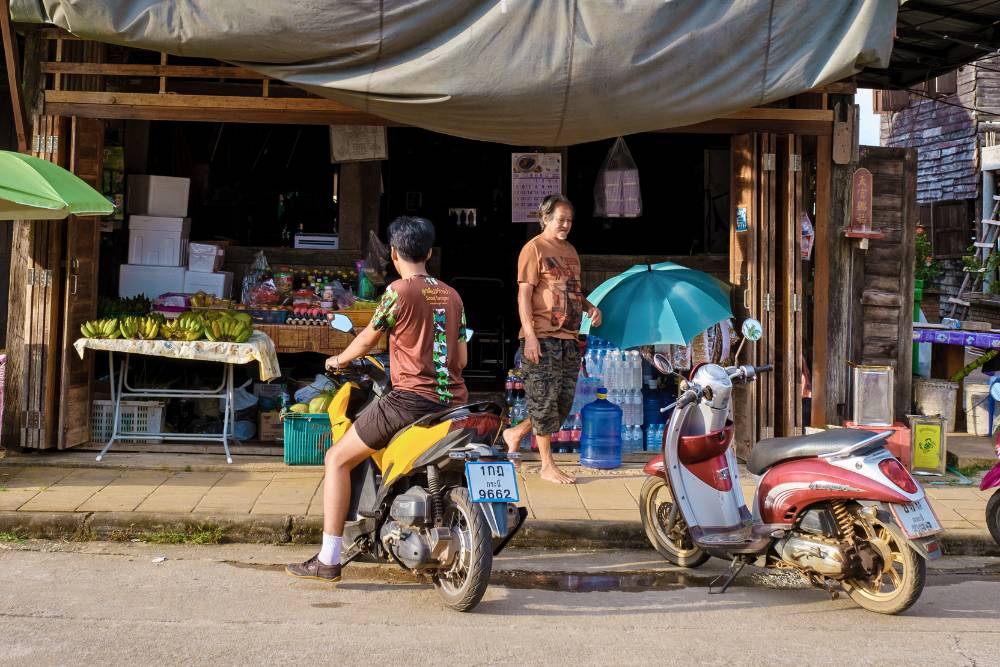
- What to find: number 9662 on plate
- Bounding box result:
[465,461,520,503]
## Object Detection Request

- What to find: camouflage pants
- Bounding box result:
[519,337,581,436]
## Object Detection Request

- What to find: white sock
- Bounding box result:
[318,533,342,566]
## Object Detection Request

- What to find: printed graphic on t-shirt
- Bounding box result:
[542,255,583,331]
[372,286,400,331]
[432,308,452,403]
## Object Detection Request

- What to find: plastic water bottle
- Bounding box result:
[580,387,623,469]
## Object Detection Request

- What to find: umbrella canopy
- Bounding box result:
[580,262,733,349]
[0,150,114,220]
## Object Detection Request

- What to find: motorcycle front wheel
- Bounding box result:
[987,490,1000,546]
[432,487,493,612]
[639,476,709,568]
[843,510,925,615]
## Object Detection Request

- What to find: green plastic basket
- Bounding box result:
[282,412,332,465]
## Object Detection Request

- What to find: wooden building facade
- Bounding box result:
[1,26,920,457]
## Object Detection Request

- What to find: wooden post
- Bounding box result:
[0,0,28,151]
[811,132,856,426]
[338,161,382,256]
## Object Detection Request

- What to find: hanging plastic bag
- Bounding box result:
[365,231,391,287]
[594,136,642,218]
[241,250,270,305]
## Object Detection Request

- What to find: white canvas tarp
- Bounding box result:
[10,0,898,145]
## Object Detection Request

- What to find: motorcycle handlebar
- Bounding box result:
[756,364,774,374]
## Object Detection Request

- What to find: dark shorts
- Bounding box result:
[520,337,581,436]
[354,388,445,450]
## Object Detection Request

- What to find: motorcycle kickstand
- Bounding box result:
[709,557,746,595]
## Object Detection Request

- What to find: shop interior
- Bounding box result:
[81,117,818,455]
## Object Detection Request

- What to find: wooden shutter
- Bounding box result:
[852,147,918,421]
[58,117,104,448]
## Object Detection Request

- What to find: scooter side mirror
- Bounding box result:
[734,317,764,364]
[329,313,354,334]
[651,353,674,376]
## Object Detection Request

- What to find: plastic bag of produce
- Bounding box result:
[241,250,270,305]
[294,374,336,404]
[594,136,641,218]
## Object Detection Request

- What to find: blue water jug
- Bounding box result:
[580,387,623,469]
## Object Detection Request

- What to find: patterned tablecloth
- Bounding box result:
[73,331,282,380]
[912,328,1000,349]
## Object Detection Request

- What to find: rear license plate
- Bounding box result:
[890,497,942,538]
[466,462,520,503]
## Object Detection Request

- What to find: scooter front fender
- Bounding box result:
[980,462,1000,491]
[643,454,666,479]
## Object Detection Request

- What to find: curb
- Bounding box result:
[2,511,996,556]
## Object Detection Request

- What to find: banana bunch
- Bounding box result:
[161,317,204,342]
[204,317,253,343]
[80,318,121,339]
[118,316,142,339]
[136,316,161,340]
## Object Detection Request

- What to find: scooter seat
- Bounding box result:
[746,428,886,475]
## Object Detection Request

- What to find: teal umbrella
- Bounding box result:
[580,261,733,349]
[0,150,114,220]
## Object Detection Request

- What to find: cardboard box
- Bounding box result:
[127,175,191,217]
[188,242,225,272]
[119,264,187,299]
[184,270,233,299]
[128,215,191,266]
[259,411,284,442]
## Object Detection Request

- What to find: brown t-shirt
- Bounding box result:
[516,235,584,340]
[371,275,470,405]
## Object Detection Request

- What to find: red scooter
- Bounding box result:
[639,334,943,614]
[981,437,1000,546]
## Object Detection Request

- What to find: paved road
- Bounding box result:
[1,541,998,666]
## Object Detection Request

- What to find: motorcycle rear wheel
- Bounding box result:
[843,510,925,615]
[987,490,1000,546]
[432,487,493,612]
[639,476,709,568]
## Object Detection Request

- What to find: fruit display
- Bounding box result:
[189,291,233,309]
[80,318,122,339]
[78,309,255,344]
[161,317,205,341]
[98,294,152,318]
[204,316,253,343]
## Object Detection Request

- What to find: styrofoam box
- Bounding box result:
[188,242,224,272]
[128,215,190,266]
[184,270,233,299]
[119,264,186,299]
[127,175,191,217]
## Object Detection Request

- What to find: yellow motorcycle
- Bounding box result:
[325,314,526,611]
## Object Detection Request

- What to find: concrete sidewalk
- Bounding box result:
[0,452,996,555]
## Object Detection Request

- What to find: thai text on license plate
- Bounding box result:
[890,498,942,538]
[466,462,520,503]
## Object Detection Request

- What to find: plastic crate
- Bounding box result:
[91,400,166,444]
[283,412,332,465]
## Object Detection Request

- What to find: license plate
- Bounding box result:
[465,462,520,503]
[890,497,942,539]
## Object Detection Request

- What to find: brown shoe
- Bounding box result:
[285,555,342,582]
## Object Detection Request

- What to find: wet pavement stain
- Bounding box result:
[490,568,807,593]
[311,602,345,609]
[222,561,286,572]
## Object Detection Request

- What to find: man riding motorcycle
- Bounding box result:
[287,216,472,582]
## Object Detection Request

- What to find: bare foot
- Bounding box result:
[540,464,575,484]
[502,428,523,469]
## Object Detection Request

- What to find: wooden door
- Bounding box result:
[58,118,104,448]
[852,147,917,421]
[6,115,68,449]
[731,134,759,457]
[755,133,778,441]
[775,134,804,436]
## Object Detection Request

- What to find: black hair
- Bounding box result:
[387,216,435,262]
